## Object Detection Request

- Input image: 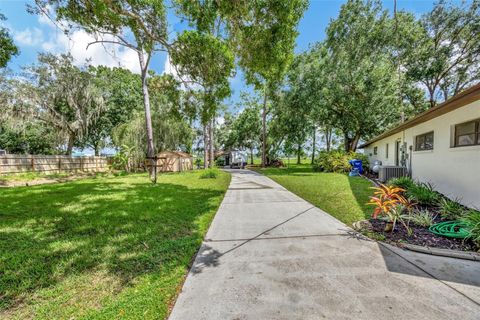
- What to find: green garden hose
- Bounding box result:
[429,221,471,239]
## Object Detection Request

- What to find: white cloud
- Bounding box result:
[163,54,179,77]
[14,27,44,46]
[163,54,199,90]
[40,28,141,73]
[42,30,140,73]
[33,7,141,73]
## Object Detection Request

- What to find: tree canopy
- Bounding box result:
[0,12,19,68]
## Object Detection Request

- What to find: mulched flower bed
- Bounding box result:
[368,219,476,252]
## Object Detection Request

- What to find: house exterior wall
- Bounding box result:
[363,99,480,209]
[364,132,404,169]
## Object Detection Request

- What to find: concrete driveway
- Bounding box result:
[169,169,480,320]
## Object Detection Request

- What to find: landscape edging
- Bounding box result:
[352,219,480,261]
[399,243,480,261]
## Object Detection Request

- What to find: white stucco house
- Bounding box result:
[359,83,480,209]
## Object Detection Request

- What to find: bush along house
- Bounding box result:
[359,83,480,209]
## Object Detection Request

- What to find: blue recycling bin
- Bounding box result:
[349,159,363,175]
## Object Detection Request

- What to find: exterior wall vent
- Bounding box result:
[378,166,407,182]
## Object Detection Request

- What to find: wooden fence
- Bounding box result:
[0,154,109,175]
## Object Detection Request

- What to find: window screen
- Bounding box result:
[455,120,479,147]
[415,132,434,151]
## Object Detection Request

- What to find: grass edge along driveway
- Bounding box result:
[0,171,230,320]
[252,164,374,226]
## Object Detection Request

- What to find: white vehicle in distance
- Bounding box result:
[229,150,248,169]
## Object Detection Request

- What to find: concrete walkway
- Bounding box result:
[169,169,480,320]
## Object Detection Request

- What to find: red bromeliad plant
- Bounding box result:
[368,184,414,233]
[368,184,407,218]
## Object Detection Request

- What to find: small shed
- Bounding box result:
[155,151,193,172]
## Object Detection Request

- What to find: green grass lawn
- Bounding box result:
[252,164,374,225]
[0,170,230,319]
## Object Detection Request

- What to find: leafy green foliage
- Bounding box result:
[407,209,436,227]
[223,0,308,165]
[200,168,220,179]
[463,209,480,248]
[438,197,467,220]
[0,122,60,154]
[402,0,480,107]
[226,0,309,89]
[109,145,134,171]
[38,0,170,167]
[25,53,106,155]
[316,0,403,151]
[172,31,234,93]
[313,151,369,173]
[387,176,415,190]
[406,182,439,206]
[271,70,314,162]
[0,12,19,68]
[112,109,193,170]
[40,0,168,53]
[78,66,143,154]
[0,171,230,318]
[219,93,262,158]
[171,30,235,124]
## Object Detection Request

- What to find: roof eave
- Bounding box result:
[359,83,480,148]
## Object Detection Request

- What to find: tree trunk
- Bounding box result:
[209,119,214,168]
[351,133,361,152]
[138,51,155,180]
[66,134,75,156]
[427,86,436,109]
[261,88,267,167]
[297,144,301,164]
[94,142,100,156]
[250,147,254,165]
[325,127,332,152]
[344,132,361,152]
[203,124,208,169]
[343,133,352,152]
[311,126,316,164]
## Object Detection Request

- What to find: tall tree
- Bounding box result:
[220,95,262,164]
[112,74,192,168]
[226,1,308,166]
[78,66,143,155]
[170,30,235,168]
[35,0,169,177]
[0,12,19,68]
[26,53,105,155]
[403,0,480,107]
[279,55,317,164]
[313,0,402,151]
[0,71,61,154]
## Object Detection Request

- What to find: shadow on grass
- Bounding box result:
[347,175,375,221]
[253,165,315,177]
[0,176,225,311]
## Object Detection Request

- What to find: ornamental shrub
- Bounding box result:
[200,168,219,179]
[388,176,415,190]
[406,182,439,206]
[438,197,467,220]
[313,150,369,173]
[463,210,480,248]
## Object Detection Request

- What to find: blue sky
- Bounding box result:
[1,0,439,107]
